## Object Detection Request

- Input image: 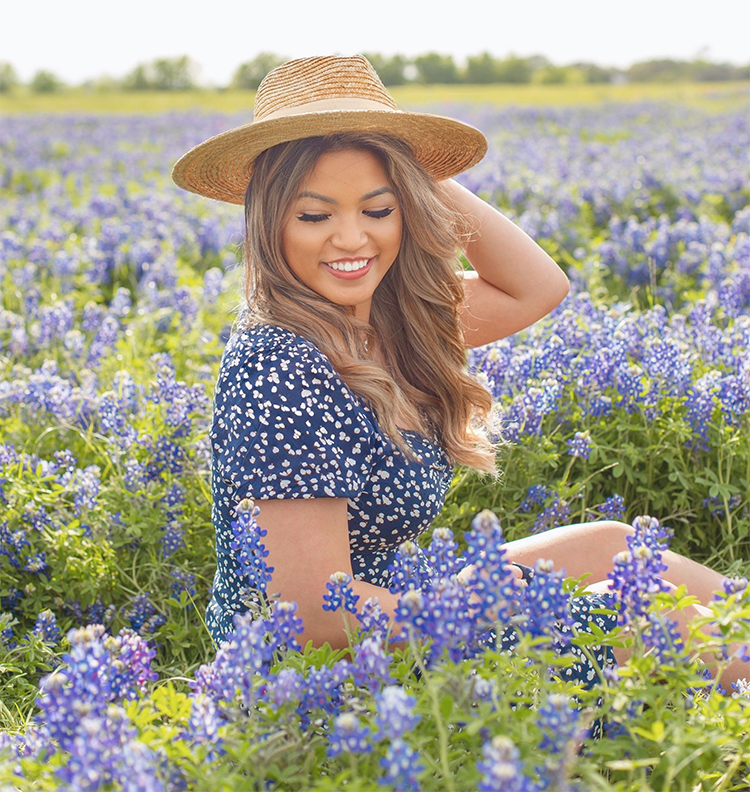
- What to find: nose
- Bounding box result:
[330,215,368,251]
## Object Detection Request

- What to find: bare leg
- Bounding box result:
[503,521,729,604]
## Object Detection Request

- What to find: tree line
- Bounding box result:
[2,52,749,94]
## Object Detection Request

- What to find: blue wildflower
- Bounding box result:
[353,633,394,692]
[477,735,536,792]
[323,571,360,614]
[357,597,390,636]
[608,515,671,624]
[183,693,225,762]
[519,560,572,644]
[229,499,274,594]
[327,712,372,758]
[566,431,592,460]
[379,737,423,791]
[32,609,60,644]
[375,685,420,739]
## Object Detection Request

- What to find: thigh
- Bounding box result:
[502,521,633,581]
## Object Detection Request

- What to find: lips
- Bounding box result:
[322,257,373,280]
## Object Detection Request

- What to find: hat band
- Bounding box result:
[258,97,399,122]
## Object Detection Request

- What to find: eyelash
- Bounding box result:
[297,207,395,223]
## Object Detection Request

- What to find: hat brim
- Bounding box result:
[171,109,488,205]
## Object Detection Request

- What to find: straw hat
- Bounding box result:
[172,55,488,205]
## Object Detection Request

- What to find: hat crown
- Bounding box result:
[253,55,398,121]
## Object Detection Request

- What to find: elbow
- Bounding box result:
[547,264,570,311]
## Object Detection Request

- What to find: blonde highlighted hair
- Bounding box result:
[240,132,497,474]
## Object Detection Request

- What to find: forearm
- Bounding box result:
[296,578,402,650]
[442,178,569,307]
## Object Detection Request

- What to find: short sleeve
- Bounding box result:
[210,329,377,500]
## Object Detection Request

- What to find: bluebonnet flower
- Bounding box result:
[477,735,536,792]
[389,539,431,593]
[641,612,686,663]
[608,516,671,624]
[353,633,394,692]
[32,609,60,644]
[298,660,353,719]
[537,693,582,753]
[229,499,274,594]
[327,712,372,758]
[374,685,420,739]
[160,520,186,558]
[535,499,571,533]
[169,567,197,602]
[519,485,552,512]
[589,494,626,521]
[357,597,390,636]
[202,268,224,304]
[719,577,749,598]
[265,667,304,707]
[463,510,519,628]
[379,738,423,791]
[183,693,225,762]
[125,593,165,636]
[265,601,304,653]
[323,571,360,614]
[1,612,16,649]
[566,431,592,460]
[519,560,572,644]
[104,629,158,699]
[424,527,462,578]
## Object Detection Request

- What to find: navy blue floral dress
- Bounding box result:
[206,322,616,685]
[207,323,453,642]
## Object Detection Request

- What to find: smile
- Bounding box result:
[323,258,371,272]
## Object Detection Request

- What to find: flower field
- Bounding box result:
[1,101,749,790]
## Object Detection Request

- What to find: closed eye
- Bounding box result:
[364,207,395,219]
[298,213,329,223]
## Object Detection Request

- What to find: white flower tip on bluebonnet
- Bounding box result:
[67,624,106,645]
[471,508,503,536]
[236,498,255,515]
[534,559,555,574]
[335,713,358,733]
[487,734,520,762]
[397,539,419,558]
[633,545,653,561]
[400,589,424,613]
[330,571,352,585]
[613,550,631,565]
[432,527,454,542]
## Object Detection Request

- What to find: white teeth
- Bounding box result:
[325,259,369,272]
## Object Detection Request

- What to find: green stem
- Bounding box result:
[428,680,456,792]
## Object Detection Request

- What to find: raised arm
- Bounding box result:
[441,179,570,348]
[257,497,400,649]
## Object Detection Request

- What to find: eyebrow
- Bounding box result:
[297,186,396,204]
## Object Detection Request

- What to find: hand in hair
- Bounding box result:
[441,179,570,348]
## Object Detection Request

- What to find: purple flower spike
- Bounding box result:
[608,515,671,624]
[229,498,274,594]
[566,431,592,460]
[518,560,572,643]
[379,737,423,791]
[375,685,420,739]
[477,735,536,792]
[323,571,360,614]
[353,633,394,692]
[32,609,60,644]
[326,712,373,758]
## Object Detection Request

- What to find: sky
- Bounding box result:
[3,0,749,86]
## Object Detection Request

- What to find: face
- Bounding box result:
[280,147,402,322]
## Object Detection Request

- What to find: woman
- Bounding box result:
[173,55,747,684]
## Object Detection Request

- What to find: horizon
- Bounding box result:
[2,0,749,86]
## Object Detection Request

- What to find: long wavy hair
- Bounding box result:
[240,132,497,474]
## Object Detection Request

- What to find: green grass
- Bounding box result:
[1,81,748,114]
